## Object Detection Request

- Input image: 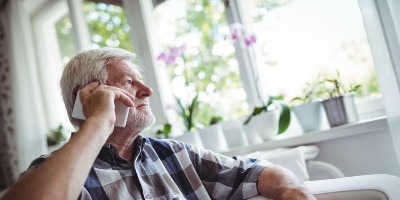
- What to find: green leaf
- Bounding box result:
[275,101,291,134]
[210,116,223,125]
[175,96,189,130]
[243,106,264,125]
[156,123,172,139]
[164,123,172,133]
[188,94,199,131]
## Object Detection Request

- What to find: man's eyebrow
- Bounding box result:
[125,72,144,81]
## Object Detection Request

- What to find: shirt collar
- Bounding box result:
[100,135,147,166]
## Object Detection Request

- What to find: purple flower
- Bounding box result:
[166,54,177,65]
[158,43,186,65]
[230,23,243,42]
[158,52,167,60]
[244,34,257,46]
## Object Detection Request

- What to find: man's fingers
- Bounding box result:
[79,82,135,107]
[80,81,100,99]
[115,92,135,107]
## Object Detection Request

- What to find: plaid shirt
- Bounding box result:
[27,136,269,200]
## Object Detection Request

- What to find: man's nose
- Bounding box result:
[136,84,153,98]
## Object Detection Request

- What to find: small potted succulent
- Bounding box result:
[47,124,67,152]
[291,77,327,133]
[321,71,361,127]
[155,123,172,139]
[173,94,203,147]
[243,95,291,141]
[198,115,229,152]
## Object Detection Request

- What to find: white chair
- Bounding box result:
[241,145,345,182]
[249,174,400,200]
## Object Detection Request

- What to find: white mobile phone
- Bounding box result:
[71,91,129,127]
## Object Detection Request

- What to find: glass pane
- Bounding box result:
[55,14,78,131]
[153,0,248,131]
[246,0,380,103]
[82,0,134,51]
[56,15,77,66]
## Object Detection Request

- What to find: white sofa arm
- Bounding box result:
[248,174,400,200]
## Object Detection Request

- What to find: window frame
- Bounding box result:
[225,0,387,120]
[32,0,71,130]
[51,0,397,129]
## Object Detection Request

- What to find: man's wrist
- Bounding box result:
[82,117,114,141]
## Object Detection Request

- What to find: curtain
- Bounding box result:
[0,0,19,190]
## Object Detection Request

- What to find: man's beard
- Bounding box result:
[125,105,156,131]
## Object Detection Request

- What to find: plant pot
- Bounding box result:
[322,93,359,127]
[246,110,280,141]
[222,119,249,148]
[173,131,204,148]
[199,124,229,152]
[292,101,326,133]
[47,142,65,153]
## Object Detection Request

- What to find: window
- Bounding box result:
[56,15,77,66]
[54,14,78,130]
[82,0,134,51]
[39,0,396,137]
[33,0,77,131]
[242,0,380,104]
[152,0,249,129]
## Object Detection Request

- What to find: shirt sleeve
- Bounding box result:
[175,140,271,200]
[18,154,52,179]
[19,154,92,200]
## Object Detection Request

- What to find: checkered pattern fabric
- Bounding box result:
[26,136,270,199]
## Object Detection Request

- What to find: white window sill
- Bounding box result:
[221,116,389,156]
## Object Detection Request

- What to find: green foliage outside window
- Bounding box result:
[156,0,247,126]
[83,1,134,51]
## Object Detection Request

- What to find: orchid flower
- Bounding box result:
[158,43,187,65]
[244,34,257,46]
[229,23,244,42]
[229,23,256,46]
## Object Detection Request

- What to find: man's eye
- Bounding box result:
[125,80,132,85]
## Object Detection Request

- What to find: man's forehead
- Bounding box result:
[107,60,143,78]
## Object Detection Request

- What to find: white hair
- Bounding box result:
[60,47,138,127]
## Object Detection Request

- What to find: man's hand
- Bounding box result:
[79,81,135,134]
[258,164,316,200]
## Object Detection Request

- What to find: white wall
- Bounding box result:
[315,128,400,177]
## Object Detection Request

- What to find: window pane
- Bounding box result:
[246,0,380,103]
[56,15,77,65]
[55,13,78,131]
[82,0,134,51]
[152,0,248,129]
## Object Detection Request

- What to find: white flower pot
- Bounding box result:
[292,101,326,133]
[199,124,229,152]
[47,142,65,153]
[173,131,203,148]
[246,110,280,141]
[221,119,249,148]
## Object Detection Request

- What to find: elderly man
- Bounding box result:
[3,48,314,200]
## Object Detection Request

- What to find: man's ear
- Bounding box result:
[72,86,80,102]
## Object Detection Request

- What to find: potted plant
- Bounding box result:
[155,123,172,139]
[173,94,203,147]
[198,115,229,152]
[47,124,67,153]
[321,71,361,127]
[291,78,327,133]
[243,95,291,141]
